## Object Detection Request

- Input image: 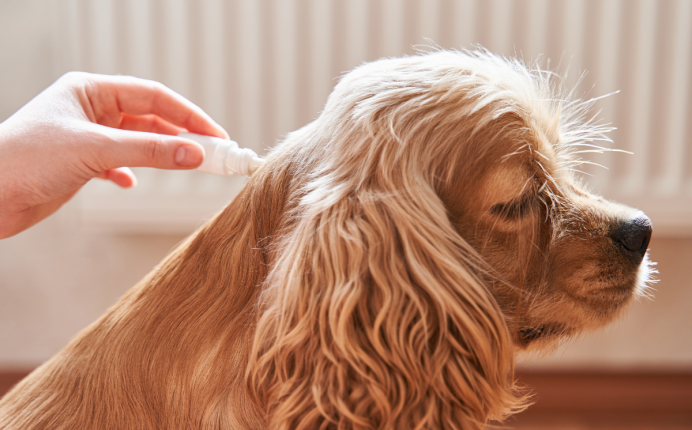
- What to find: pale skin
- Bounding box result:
[0,72,229,239]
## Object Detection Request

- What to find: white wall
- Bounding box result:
[0,0,59,122]
[1,0,691,370]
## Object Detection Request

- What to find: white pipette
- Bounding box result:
[179,133,264,177]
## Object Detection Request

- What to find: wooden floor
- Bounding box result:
[497,414,692,430]
[0,370,30,400]
[496,421,692,430]
[504,371,692,430]
[2,369,691,429]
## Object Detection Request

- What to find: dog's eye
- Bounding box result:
[519,326,545,342]
[489,196,539,220]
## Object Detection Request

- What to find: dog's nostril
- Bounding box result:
[611,215,652,259]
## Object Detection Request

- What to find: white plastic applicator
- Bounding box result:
[179,132,264,176]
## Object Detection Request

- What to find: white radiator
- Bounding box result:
[56,0,692,235]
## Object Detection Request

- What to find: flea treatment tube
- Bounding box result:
[178,132,264,177]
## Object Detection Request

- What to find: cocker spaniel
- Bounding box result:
[0,50,654,430]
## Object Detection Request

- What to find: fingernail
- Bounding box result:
[175,145,203,167]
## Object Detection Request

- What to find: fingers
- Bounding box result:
[82,74,229,139]
[118,113,186,136]
[91,127,205,172]
[96,167,137,188]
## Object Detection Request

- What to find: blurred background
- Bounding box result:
[0,0,691,428]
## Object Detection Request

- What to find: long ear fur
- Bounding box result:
[248,179,523,430]
[245,50,547,429]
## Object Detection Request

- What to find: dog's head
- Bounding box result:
[245,50,653,429]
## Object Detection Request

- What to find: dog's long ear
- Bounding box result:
[247,175,526,429]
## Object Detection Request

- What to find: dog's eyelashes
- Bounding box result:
[489,196,541,220]
[519,326,545,342]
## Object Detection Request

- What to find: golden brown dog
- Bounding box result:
[0,50,654,429]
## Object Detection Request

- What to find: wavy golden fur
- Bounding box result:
[0,50,654,429]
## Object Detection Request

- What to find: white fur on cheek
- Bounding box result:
[635,252,657,300]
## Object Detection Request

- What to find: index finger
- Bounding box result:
[84,74,230,139]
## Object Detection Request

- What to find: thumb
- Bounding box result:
[93,128,205,171]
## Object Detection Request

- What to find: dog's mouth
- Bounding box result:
[587,285,634,305]
[588,253,656,307]
[572,279,640,312]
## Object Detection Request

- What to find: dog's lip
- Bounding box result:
[558,284,635,317]
[585,284,634,304]
[563,280,636,306]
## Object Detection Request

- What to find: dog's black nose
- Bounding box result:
[611,215,652,261]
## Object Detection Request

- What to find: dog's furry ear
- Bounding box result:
[247,173,526,429]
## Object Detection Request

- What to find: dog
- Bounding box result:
[0,50,653,429]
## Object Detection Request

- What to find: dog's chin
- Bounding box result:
[513,253,656,351]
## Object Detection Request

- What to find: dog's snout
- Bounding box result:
[611,215,652,260]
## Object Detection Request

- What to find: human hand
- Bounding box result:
[0,72,228,239]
